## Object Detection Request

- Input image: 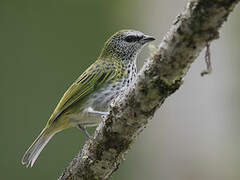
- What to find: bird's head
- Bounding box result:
[100,30,155,62]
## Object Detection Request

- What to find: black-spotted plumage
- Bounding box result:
[22,29,155,167]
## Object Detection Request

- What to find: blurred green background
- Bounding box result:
[1,0,240,179]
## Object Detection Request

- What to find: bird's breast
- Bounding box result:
[88,67,137,111]
[67,63,137,126]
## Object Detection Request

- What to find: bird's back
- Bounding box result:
[46,59,129,127]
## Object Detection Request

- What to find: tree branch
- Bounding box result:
[59,0,240,179]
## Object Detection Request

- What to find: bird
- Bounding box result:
[21,29,155,167]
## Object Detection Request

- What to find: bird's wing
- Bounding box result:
[48,61,119,124]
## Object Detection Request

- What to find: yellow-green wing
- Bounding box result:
[48,61,117,124]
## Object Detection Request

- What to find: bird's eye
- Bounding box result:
[125,35,141,43]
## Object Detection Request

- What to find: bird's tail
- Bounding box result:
[21,127,55,167]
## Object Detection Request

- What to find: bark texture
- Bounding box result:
[59,0,240,179]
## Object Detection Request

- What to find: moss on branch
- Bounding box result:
[59,0,240,179]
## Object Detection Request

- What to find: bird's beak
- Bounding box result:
[141,35,155,43]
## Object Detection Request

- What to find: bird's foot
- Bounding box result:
[86,107,109,116]
[77,125,91,138]
[101,115,107,119]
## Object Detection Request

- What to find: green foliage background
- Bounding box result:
[1,0,240,180]
[0,1,140,179]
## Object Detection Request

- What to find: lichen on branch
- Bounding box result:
[59,0,240,179]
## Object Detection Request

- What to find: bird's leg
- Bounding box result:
[86,107,109,118]
[77,125,91,138]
